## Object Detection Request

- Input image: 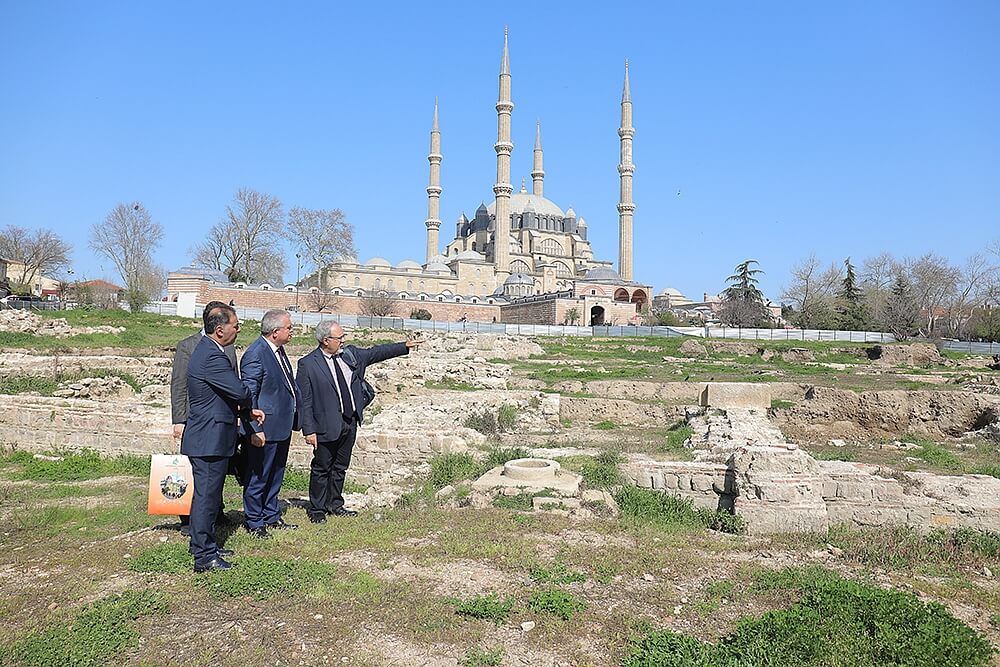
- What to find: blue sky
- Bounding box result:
[1,1,997,300]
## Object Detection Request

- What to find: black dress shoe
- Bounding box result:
[245,525,270,539]
[194,557,235,573]
[266,519,298,530]
[217,548,235,557]
[308,514,327,524]
[329,508,359,517]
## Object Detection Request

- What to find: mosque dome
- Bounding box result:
[583,267,622,282]
[426,254,449,266]
[659,287,684,296]
[425,262,452,274]
[364,257,392,268]
[455,250,487,262]
[487,192,564,218]
[504,272,535,286]
[395,259,422,270]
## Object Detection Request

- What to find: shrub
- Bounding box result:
[492,493,533,511]
[464,409,499,437]
[496,403,518,432]
[410,308,432,320]
[478,446,532,475]
[615,485,744,534]
[428,453,480,489]
[527,589,587,621]
[0,590,167,667]
[622,629,714,667]
[529,562,586,585]
[453,594,515,625]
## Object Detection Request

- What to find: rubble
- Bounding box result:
[0,308,125,338]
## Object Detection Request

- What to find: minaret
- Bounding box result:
[492,27,514,277]
[425,98,442,263]
[532,120,544,197]
[617,59,635,281]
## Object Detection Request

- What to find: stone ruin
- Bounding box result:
[0,308,125,337]
[624,382,1000,534]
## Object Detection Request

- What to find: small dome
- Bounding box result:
[455,250,486,261]
[487,193,564,218]
[425,262,452,274]
[565,206,576,218]
[504,272,535,286]
[659,287,684,296]
[426,254,449,265]
[172,266,229,283]
[577,217,587,227]
[583,267,622,282]
[364,257,391,267]
[476,203,488,214]
[396,259,422,270]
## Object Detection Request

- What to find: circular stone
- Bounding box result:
[502,458,561,482]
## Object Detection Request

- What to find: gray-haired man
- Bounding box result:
[296,320,420,522]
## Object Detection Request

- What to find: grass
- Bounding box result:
[453,594,516,625]
[1,448,150,481]
[281,468,368,494]
[616,485,746,534]
[663,422,693,452]
[826,524,1000,573]
[529,562,587,585]
[580,450,625,489]
[461,647,504,667]
[770,399,794,409]
[492,493,534,511]
[0,590,168,667]
[127,543,192,574]
[425,377,481,392]
[526,589,587,621]
[593,420,619,430]
[193,556,342,600]
[623,566,995,667]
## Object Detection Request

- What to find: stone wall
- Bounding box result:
[500,299,557,325]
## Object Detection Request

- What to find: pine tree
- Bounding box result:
[836,257,870,331]
[720,259,771,327]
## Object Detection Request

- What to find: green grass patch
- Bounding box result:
[0,375,60,395]
[526,589,587,620]
[529,562,587,585]
[770,399,794,409]
[194,556,339,600]
[616,485,746,534]
[0,590,167,667]
[580,450,625,489]
[281,468,368,494]
[425,377,481,392]
[827,525,1000,572]
[969,463,1000,478]
[4,449,149,481]
[428,453,480,489]
[664,422,693,452]
[461,647,504,667]
[914,442,963,470]
[623,566,994,666]
[492,493,534,511]
[593,420,619,430]
[453,593,515,625]
[127,543,192,574]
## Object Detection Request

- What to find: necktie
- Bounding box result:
[277,347,297,405]
[332,357,354,418]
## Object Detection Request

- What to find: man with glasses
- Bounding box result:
[297,320,421,523]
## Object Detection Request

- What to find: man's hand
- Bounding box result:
[251,432,266,448]
[172,423,185,440]
[304,433,317,448]
[251,409,265,425]
[405,338,423,349]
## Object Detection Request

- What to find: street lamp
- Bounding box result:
[295,253,301,311]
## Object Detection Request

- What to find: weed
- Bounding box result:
[0,590,167,667]
[991,613,1000,629]
[914,442,963,470]
[622,629,713,667]
[615,486,745,534]
[593,420,619,430]
[453,594,515,625]
[0,375,59,395]
[529,562,586,585]
[461,647,504,667]
[194,556,337,600]
[282,468,368,494]
[969,464,1000,479]
[770,399,794,409]
[580,449,624,489]
[526,589,587,620]
[664,422,693,452]
[128,543,192,574]
[478,446,532,474]
[496,404,518,432]
[428,453,479,489]
[425,377,481,392]
[9,449,149,481]
[493,494,533,511]
[464,410,499,438]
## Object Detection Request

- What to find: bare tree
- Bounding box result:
[191,188,286,285]
[860,252,898,327]
[359,292,399,317]
[906,253,960,336]
[308,288,341,313]
[89,202,165,312]
[943,253,996,338]
[781,255,841,329]
[0,225,71,291]
[285,207,356,275]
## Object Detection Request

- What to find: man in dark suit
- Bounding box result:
[169,301,236,536]
[181,304,264,572]
[239,309,300,538]
[297,320,421,523]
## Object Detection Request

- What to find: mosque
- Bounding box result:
[171,30,650,325]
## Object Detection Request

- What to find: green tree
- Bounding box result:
[565,307,580,325]
[721,259,770,327]
[836,257,870,330]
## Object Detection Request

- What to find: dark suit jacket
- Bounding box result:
[170,331,237,425]
[297,342,408,442]
[180,336,252,458]
[239,336,300,442]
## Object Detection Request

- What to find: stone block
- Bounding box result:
[699,383,771,410]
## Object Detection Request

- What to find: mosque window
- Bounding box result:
[407,280,412,291]
[261,284,271,291]
[355,277,360,286]
[419,281,425,290]
[420,295,425,301]
[541,239,564,256]
[554,261,572,277]
[374,278,381,290]
[387,279,394,290]
[471,242,476,251]
[510,260,531,274]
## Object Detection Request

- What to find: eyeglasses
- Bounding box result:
[325,334,347,341]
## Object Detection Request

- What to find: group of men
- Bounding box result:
[170,301,420,573]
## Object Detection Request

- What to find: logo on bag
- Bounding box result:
[159,473,189,500]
